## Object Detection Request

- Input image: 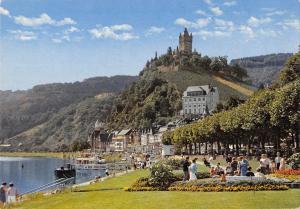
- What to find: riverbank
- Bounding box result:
[10,169,300,209]
[0,152,77,159]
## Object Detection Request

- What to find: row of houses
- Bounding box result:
[87,120,184,155]
[87,85,219,154]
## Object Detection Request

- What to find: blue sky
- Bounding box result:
[0,0,299,90]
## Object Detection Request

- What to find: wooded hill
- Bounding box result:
[0,76,137,145]
[231,53,293,87]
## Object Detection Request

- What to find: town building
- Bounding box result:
[111,129,140,152]
[88,120,112,152]
[181,85,219,116]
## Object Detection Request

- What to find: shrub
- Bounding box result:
[160,158,182,170]
[149,162,177,189]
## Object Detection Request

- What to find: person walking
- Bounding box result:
[189,158,197,181]
[7,183,18,203]
[182,156,190,182]
[0,182,7,207]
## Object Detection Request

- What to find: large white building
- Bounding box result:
[181,85,219,116]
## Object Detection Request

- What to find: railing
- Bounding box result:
[20,177,75,196]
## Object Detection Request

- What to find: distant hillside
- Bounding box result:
[0,75,138,143]
[2,93,115,151]
[230,53,293,87]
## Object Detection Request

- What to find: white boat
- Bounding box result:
[74,153,107,170]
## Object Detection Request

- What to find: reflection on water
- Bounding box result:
[0,157,104,193]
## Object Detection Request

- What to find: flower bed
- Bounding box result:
[168,180,289,192]
[268,169,300,182]
[274,169,300,175]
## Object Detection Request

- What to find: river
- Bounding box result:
[0,157,105,194]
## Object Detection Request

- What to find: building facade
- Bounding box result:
[181,85,219,116]
[88,120,112,152]
[179,28,193,54]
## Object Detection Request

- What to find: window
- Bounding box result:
[194,109,196,113]
[185,109,187,114]
[203,98,205,101]
[189,109,191,113]
[198,98,201,101]
[189,99,191,102]
[194,98,196,101]
[194,105,196,108]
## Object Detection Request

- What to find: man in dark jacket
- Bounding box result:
[182,156,190,182]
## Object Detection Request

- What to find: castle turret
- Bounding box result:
[179,28,193,54]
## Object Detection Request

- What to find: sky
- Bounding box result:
[0,0,299,90]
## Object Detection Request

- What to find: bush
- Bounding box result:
[148,162,177,189]
[160,158,182,170]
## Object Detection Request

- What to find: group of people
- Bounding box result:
[182,157,198,181]
[208,152,286,178]
[181,152,287,182]
[0,182,18,206]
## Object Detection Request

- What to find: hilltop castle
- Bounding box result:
[178,28,193,54]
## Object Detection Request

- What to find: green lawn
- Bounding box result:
[10,170,300,209]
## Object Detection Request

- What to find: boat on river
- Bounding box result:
[74,153,107,170]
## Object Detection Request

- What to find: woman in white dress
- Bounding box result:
[189,158,198,181]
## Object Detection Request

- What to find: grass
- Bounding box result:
[9,169,300,209]
[0,152,77,159]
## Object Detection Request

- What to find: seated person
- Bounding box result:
[246,167,255,177]
[210,167,219,178]
[225,162,233,175]
[254,168,266,179]
[215,163,224,175]
[203,158,211,168]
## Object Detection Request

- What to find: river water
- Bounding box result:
[0,157,105,194]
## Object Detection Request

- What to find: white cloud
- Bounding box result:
[223,1,236,6]
[203,0,213,5]
[259,29,279,37]
[174,17,211,29]
[89,24,139,41]
[146,26,165,36]
[14,13,76,27]
[195,9,207,16]
[214,18,235,31]
[210,7,223,16]
[0,6,10,17]
[65,26,79,34]
[9,30,37,41]
[194,29,230,39]
[247,16,272,27]
[279,19,300,31]
[239,25,255,39]
[110,24,132,31]
[265,10,286,16]
[56,17,76,26]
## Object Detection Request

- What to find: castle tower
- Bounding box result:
[179,28,192,54]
